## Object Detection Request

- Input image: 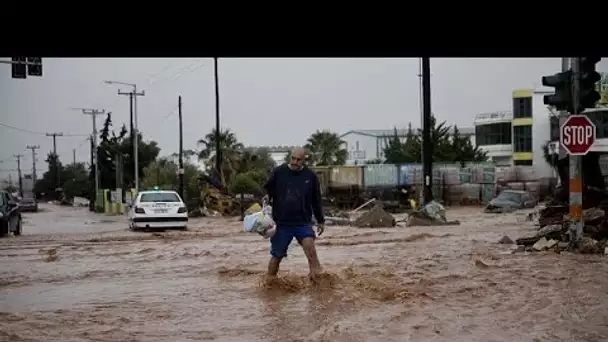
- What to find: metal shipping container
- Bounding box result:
[364,164,399,187]
[399,164,444,186]
[329,165,364,188]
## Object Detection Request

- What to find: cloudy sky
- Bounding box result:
[2,57,605,180]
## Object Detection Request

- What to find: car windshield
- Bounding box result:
[139,192,181,203]
[496,191,522,203]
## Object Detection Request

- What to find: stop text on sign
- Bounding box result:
[560,115,597,156]
[562,125,594,146]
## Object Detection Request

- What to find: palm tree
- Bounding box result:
[197,128,244,185]
[305,130,348,166]
[238,148,276,173]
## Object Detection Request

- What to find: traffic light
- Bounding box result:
[11,57,26,79]
[542,70,573,112]
[27,57,42,77]
[578,57,601,109]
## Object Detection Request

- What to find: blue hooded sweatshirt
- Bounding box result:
[263,164,325,227]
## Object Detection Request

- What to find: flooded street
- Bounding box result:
[2,204,608,342]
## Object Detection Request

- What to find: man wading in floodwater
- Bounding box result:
[264,147,325,282]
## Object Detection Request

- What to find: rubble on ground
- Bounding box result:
[188,206,222,218]
[498,235,514,244]
[515,206,608,254]
[405,200,460,227]
[353,204,396,228]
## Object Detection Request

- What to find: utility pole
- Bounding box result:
[26,145,40,182]
[73,148,76,165]
[46,132,63,156]
[569,58,583,245]
[421,57,433,205]
[117,89,145,187]
[214,57,222,178]
[178,95,185,201]
[14,154,24,197]
[89,135,94,211]
[46,132,63,189]
[81,109,105,209]
[133,85,144,191]
[105,80,145,190]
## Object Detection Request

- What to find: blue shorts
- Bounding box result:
[270,225,316,258]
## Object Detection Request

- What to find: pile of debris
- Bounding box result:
[324,199,396,228]
[353,204,396,228]
[405,200,461,227]
[516,206,608,254]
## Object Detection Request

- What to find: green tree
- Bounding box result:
[34,153,91,200]
[451,125,488,166]
[402,123,422,162]
[383,115,487,164]
[230,173,263,195]
[383,127,410,163]
[96,112,160,190]
[304,130,347,166]
[61,163,90,199]
[197,128,244,185]
[141,157,200,204]
[237,148,276,174]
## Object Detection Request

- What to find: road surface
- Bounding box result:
[1,204,608,341]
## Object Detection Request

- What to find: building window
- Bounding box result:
[513,125,532,152]
[514,160,533,166]
[475,122,512,146]
[513,97,532,118]
[350,151,366,159]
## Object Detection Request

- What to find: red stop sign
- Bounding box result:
[560,115,597,155]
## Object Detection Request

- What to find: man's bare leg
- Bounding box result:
[267,256,282,279]
[300,237,322,280]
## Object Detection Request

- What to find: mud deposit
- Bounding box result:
[1,205,608,341]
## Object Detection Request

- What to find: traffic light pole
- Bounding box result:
[569,58,584,246]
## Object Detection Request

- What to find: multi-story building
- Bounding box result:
[339,127,475,165]
[473,111,513,166]
[472,88,571,178]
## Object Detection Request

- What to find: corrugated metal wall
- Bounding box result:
[363,164,398,187]
[329,166,364,187]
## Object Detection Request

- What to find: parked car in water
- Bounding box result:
[128,189,189,231]
[18,195,38,212]
[484,189,537,213]
[0,190,23,237]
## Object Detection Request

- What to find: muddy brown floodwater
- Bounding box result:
[1,205,608,342]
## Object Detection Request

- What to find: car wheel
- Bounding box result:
[14,218,22,236]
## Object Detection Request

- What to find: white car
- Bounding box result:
[128,189,188,231]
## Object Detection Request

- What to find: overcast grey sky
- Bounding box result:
[3,57,604,180]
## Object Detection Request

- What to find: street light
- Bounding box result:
[104,80,144,190]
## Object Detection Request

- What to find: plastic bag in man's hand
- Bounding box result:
[243,205,275,238]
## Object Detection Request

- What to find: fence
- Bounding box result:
[313,164,554,206]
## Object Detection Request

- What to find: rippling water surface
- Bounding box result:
[1,204,608,342]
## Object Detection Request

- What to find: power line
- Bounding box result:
[0,122,88,137]
[94,59,203,112]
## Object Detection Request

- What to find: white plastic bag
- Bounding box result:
[243,203,275,236]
